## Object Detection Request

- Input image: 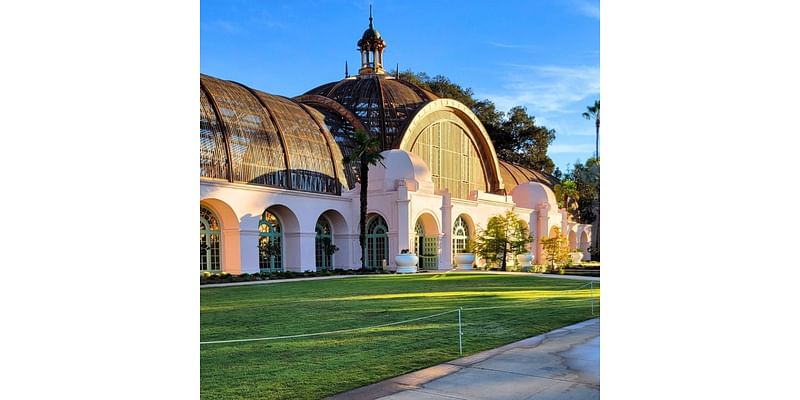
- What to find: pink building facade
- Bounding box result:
[199,16,592,275]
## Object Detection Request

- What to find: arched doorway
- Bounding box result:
[315,216,333,271]
[415,214,439,270]
[366,215,388,270]
[200,206,221,272]
[452,215,471,258]
[259,210,283,272]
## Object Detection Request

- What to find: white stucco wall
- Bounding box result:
[199,150,592,274]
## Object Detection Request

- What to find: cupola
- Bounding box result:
[357,6,386,75]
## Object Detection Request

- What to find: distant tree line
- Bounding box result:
[393,69,556,174]
[557,157,599,225]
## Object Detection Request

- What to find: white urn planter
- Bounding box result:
[454,253,475,271]
[516,253,534,271]
[395,253,419,274]
[569,252,583,264]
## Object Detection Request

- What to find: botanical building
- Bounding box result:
[200,14,592,274]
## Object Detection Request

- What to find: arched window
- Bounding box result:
[366,215,388,270]
[452,215,470,256]
[315,217,333,271]
[200,206,221,272]
[259,210,283,272]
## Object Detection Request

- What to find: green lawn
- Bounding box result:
[200,273,599,400]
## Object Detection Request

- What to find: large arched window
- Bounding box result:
[259,210,283,272]
[366,215,388,270]
[409,120,487,199]
[452,215,470,256]
[315,217,333,271]
[200,206,221,272]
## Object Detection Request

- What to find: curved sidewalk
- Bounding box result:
[328,318,600,400]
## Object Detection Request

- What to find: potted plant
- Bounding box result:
[514,237,534,272]
[395,249,419,274]
[454,239,476,271]
[515,250,534,272]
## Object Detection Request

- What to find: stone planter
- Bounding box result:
[454,253,475,271]
[569,252,583,264]
[516,253,533,271]
[395,253,419,274]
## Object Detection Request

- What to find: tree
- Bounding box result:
[582,100,600,159]
[554,179,580,212]
[565,157,600,260]
[473,211,533,271]
[342,129,385,270]
[540,227,570,270]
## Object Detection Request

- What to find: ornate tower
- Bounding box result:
[357,6,386,75]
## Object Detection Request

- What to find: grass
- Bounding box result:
[200,272,600,400]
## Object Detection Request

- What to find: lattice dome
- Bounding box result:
[200,74,349,194]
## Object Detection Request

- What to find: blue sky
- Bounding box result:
[201,0,599,172]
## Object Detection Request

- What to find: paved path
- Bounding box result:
[329,318,600,400]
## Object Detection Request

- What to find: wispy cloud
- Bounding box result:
[486,41,537,50]
[570,0,600,19]
[548,143,596,154]
[250,11,288,30]
[477,64,599,115]
[211,20,241,34]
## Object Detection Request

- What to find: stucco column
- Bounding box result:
[440,192,453,269]
[535,204,550,265]
[221,227,241,275]
[395,186,411,264]
[333,233,356,269]
[239,230,260,274]
[283,232,316,272]
[298,232,317,272]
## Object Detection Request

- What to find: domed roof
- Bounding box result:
[200,74,349,194]
[359,26,381,44]
[299,75,437,150]
[498,160,559,192]
[368,149,434,193]
[510,181,559,211]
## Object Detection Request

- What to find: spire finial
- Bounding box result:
[369,4,373,28]
[345,61,349,78]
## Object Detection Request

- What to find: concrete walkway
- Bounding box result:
[329,318,600,400]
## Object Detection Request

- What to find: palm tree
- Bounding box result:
[582,100,600,159]
[342,129,385,271]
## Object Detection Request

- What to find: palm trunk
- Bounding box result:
[359,161,368,270]
[595,119,599,159]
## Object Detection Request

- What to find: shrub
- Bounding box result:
[540,227,570,270]
[474,211,533,271]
